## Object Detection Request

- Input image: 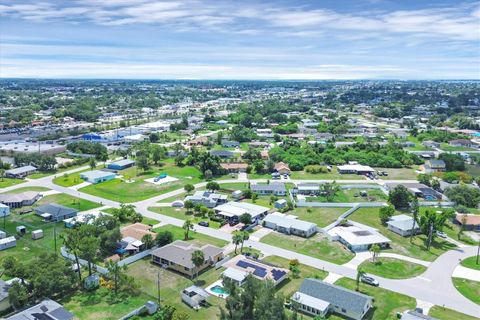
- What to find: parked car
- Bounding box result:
[361,275,379,287]
[436,231,447,238]
[198,221,209,227]
[229,220,239,226]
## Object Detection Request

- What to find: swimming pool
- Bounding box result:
[210,285,228,295]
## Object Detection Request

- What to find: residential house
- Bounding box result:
[387,214,420,237]
[182,286,209,309]
[107,159,135,171]
[214,201,269,222]
[64,211,109,228]
[151,240,224,278]
[221,140,240,148]
[385,183,441,201]
[422,140,440,148]
[262,213,317,238]
[256,128,274,138]
[291,278,373,320]
[80,170,116,184]
[210,150,234,159]
[294,183,321,196]
[220,162,248,173]
[327,222,391,252]
[6,299,74,320]
[222,255,289,286]
[274,162,291,175]
[401,310,439,320]
[5,165,37,178]
[249,141,270,148]
[337,162,375,175]
[424,160,446,173]
[251,183,287,196]
[0,279,11,312]
[0,204,9,218]
[186,136,208,146]
[274,199,287,209]
[455,213,480,231]
[449,139,476,148]
[185,191,228,208]
[0,191,41,208]
[260,150,269,160]
[34,203,78,222]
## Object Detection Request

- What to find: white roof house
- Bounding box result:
[387,214,420,237]
[337,164,375,174]
[214,202,269,220]
[222,267,249,284]
[328,222,390,252]
[262,213,317,237]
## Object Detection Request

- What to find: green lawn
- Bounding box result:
[80,164,203,202]
[429,306,480,320]
[0,212,65,265]
[359,257,427,279]
[0,178,24,188]
[148,206,222,229]
[373,167,419,180]
[332,277,416,320]
[61,287,154,320]
[260,232,354,265]
[289,207,347,227]
[37,193,102,211]
[1,186,50,194]
[349,208,457,261]
[126,258,224,320]
[440,143,476,152]
[153,224,228,248]
[461,256,480,271]
[306,188,387,203]
[53,171,85,187]
[452,278,480,305]
[261,256,327,299]
[466,164,480,178]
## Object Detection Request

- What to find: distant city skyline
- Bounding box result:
[1,0,479,79]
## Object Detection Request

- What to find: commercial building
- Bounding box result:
[0,141,66,156]
[291,278,373,320]
[262,213,317,237]
[80,170,116,184]
[107,159,136,171]
[5,165,37,178]
[151,240,224,278]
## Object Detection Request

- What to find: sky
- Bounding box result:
[0,0,479,80]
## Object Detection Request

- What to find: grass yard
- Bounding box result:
[148,206,222,229]
[306,188,387,203]
[0,178,24,188]
[126,258,224,320]
[53,171,85,187]
[374,167,419,180]
[1,186,50,194]
[80,164,203,202]
[461,256,480,271]
[466,164,480,178]
[27,172,55,179]
[36,193,102,211]
[0,212,65,265]
[153,224,228,248]
[61,287,153,320]
[289,170,363,180]
[452,278,480,305]
[260,232,354,265]
[349,208,457,261]
[429,306,480,320]
[261,256,327,299]
[332,277,416,320]
[290,207,347,227]
[440,143,476,152]
[359,257,427,279]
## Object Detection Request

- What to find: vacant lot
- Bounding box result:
[452,278,480,305]
[349,208,456,261]
[333,277,416,320]
[37,193,102,211]
[429,306,479,320]
[359,257,427,279]
[260,232,354,265]
[148,206,222,229]
[306,188,387,203]
[126,258,224,320]
[290,207,347,227]
[374,167,419,180]
[153,224,228,248]
[1,186,50,194]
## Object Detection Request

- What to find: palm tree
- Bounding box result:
[0,169,4,182]
[410,197,419,243]
[106,260,127,296]
[60,229,82,282]
[240,231,249,253]
[191,250,205,281]
[183,219,193,240]
[370,244,380,263]
[232,231,243,254]
[89,157,96,170]
[356,268,366,291]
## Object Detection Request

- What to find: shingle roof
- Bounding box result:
[0,191,40,203]
[151,240,223,269]
[251,183,286,192]
[298,278,372,314]
[34,203,77,218]
[387,214,419,231]
[6,165,36,175]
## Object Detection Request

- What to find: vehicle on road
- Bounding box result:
[361,275,379,287]
[198,221,209,227]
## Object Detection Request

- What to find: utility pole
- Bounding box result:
[476,240,480,265]
[157,271,161,307]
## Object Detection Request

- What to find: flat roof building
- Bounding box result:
[107,159,136,171]
[6,299,74,320]
[214,201,270,221]
[262,213,317,238]
[387,214,420,237]
[328,222,391,252]
[80,170,116,184]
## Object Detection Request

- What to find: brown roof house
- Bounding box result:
[455,213,480,231]
[151,240,224,278]
[274,162,291,175]
[220,162,248,173]
[120,223,157,253]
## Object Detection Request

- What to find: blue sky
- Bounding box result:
[1,0,479,79]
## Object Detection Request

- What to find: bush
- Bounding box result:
[305,165,328,174]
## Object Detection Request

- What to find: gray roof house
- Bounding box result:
[424,160,446,173]
[5,165,37,179]
[6,299,74,320]
[0,191,41,208]
[34,203,78,222]
[251,183,287,196]
[0,279,10,312]
[184,191,228,208]
[209,150,234,158]
[263,213,317,238]
[221,140,240,148]
[291,278,373,320]
[387,214,420,237]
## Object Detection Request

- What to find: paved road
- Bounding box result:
[2,172,479,318]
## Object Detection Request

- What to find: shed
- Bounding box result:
[32,229,44,240]
[232,190,243,199]
[0,236,16,251]
[16,225,26,234]
[274,199,287,209]
[84,274,100,290]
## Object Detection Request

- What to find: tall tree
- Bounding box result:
[232,231,243,254]
[183,219,193,240]
[191,250,205,281]
[60,228,83,282]
[89,157,96,170]
[388,185,413,209]
[410,197,419,243]
[106,260,128,296]
[356,268,366,291]
[78,235,100,276]
[370,244,381,262]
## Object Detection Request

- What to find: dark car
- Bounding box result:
[198,221,209,227]
[361,275,379,286]
[229,220,239,226]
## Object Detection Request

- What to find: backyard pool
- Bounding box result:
[206,280,230,298]
[211,285,228,295]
